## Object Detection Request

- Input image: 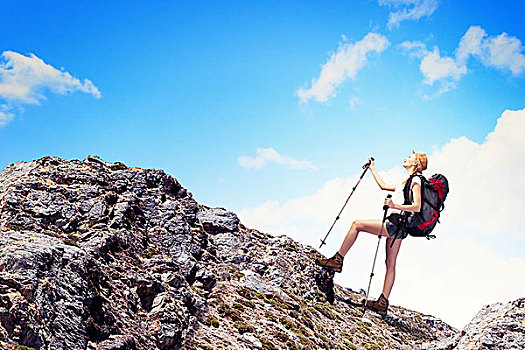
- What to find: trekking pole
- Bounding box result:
[319,157,374,249]
[363,194,391,317]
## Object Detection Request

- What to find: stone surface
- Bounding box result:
[0,155,516,350]
[197,207,239,233]
[421,298,525,350]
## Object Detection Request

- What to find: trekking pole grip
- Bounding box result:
[362,156,375,169]
[383,194,392,211]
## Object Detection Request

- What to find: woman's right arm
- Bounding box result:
[368,159,395,191]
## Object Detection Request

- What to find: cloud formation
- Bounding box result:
[238,108,525,328]
[0,51,100,125]
[457,26,525,75]
[402,26,525,95]
[297,33,389,103]
[238,147,317,170]
[349,96,362,110]
[379,0,439,29]
[0,104,15,127]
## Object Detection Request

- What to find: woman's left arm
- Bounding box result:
[385,182,422,212]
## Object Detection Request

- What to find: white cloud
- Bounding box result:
[0,51,100,126]
[379,0,439,29]
[456,26,486,65]
[457,26,525,75]
[400,40,428,56]
[402,26,525,95]
[349,96,362,110]
[482,33,525,75]
[0,104,15,126]
[238,108,525,329]
[297,33,389,103]
[401,42,466,95]
[420,46,467,85]
[238,147,317,170]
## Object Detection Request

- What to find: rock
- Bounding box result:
[240,333,262,349]
[96,335,137,350]
[195,268,216,292]
[241,270,299,310]
[0,156,199,350]
[197,207,240,233]
[422,298,525,350]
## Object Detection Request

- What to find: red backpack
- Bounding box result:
[401,173,449,239]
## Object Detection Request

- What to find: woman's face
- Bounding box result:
[403,153,418,169]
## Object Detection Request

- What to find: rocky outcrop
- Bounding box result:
[422,298,525,350]
[0,155,488,350]
[0,156,201,350]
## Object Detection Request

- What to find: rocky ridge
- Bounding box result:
[422,298,525,350]
[0,156,518,349]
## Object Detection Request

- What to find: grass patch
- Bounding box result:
[264,311,278,323]
[217,301,242,322]
[314,303,337,319]
[110,162,127,171]
[63,238,79,247]
[44,232,62,239]
[344,341,359,350]
[274,330,289,343]
[67,233,78,241]
[231,270,245,280]
[236,298,256,308]
[280,317,295,330]
[232,303,245,312]
[284,245,297,252]
[204,315,219,328]
[4,223,24,231]
[233,321,254,334]
[238,287,265,300]
[286,340,299,349]
[259,337,279,350]
[141,248,161,259]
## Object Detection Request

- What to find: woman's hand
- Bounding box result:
[384,197,395,209]
[368,157,375,169]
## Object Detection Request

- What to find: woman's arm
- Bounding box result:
[369,160,395,191]
[385,182,421,212]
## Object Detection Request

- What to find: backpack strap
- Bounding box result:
[403,174,426,206]
[402,175,415,205]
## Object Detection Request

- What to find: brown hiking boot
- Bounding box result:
[366,293,389,316]
[315,252,344,273]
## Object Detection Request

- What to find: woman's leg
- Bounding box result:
[382,238,402,299]
[338,219,389,257]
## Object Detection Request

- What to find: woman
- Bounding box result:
[315,150,428,315]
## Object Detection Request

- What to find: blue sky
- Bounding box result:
[1,0,524,210]
[1,0,525,328]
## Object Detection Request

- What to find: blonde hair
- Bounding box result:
[413,151,427,173]
[402,151,427,184]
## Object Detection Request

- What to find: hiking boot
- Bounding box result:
[315,252,344,273]
[366,293,389,316]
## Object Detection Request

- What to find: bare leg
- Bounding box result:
[382,237,402,299]
[338,219,389,257]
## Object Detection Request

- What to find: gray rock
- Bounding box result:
[241,270,299,309]
[422,298,525,350]
[96,335,137,350]
[197,207,240,233]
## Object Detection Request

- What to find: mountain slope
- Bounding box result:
[0,156,464,349]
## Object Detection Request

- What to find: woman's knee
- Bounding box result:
[385,258,396,271]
